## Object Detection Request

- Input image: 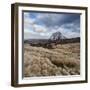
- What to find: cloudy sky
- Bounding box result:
[24,11,80,40]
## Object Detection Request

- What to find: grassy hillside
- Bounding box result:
[24,43,80,77]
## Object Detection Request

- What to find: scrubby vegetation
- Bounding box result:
[24,42,80,77]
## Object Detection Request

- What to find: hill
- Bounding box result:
[24,42,80,77]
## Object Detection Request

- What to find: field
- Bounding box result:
[24,42,80,77]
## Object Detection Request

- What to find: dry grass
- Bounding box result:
[24,43,80,77]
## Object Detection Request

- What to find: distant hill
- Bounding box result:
[24,32,80,48]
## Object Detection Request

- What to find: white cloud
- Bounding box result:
[24,22,80,39]
[34,24,47,33]
[57,24,80,38]
[24,12,30,18]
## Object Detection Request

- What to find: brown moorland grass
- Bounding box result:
[24,43,80,77]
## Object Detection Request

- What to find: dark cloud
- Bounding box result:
[35,12,80,27]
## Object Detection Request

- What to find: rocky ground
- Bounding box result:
[24,43,80,77]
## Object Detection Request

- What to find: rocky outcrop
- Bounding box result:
[49,31,66,41]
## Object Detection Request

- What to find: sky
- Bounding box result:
[24,11,80,40]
